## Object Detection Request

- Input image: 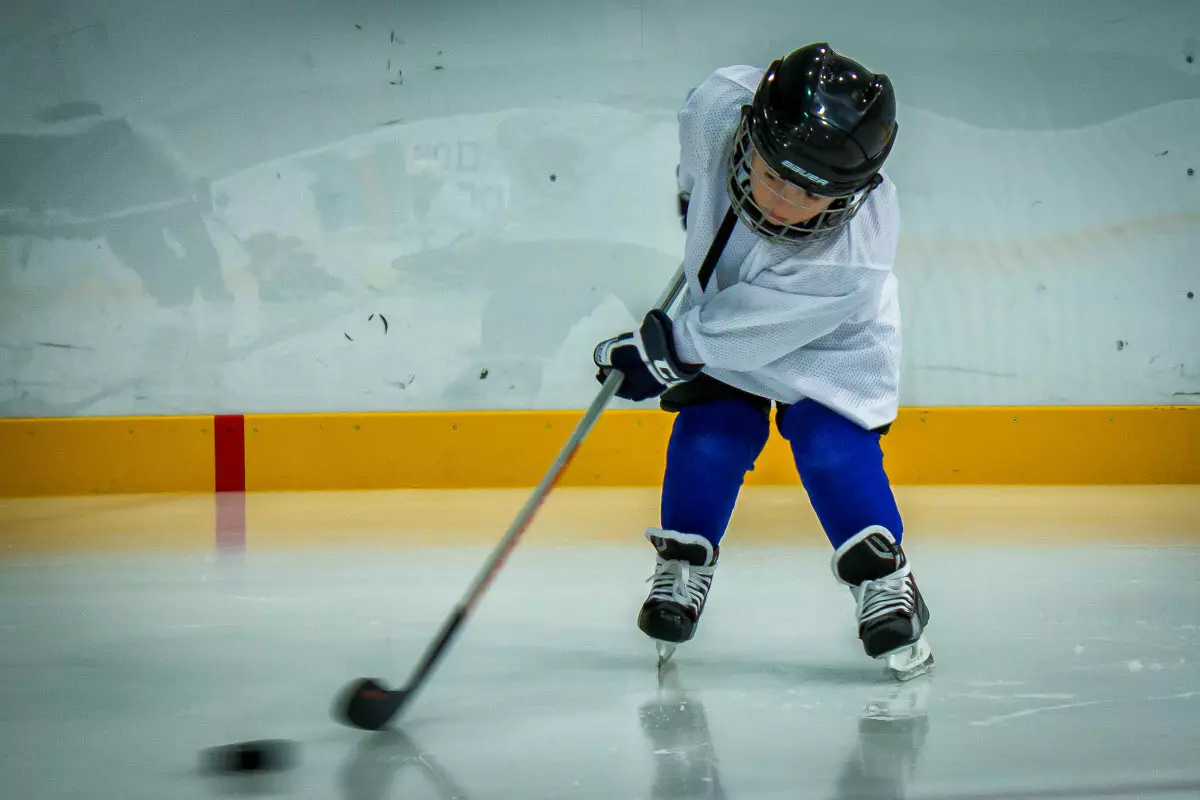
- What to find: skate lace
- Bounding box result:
[856,565,915,626]
[647,558,713,612]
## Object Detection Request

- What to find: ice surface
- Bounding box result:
[1,489,1199,799]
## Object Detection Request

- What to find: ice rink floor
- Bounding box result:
[2,486,1199,799]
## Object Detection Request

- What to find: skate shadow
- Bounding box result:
[645,665,932,800]
[338,728,472,800]
[640,665,729,800]
[832,677,932,800]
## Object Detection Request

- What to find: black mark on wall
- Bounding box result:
[36,341,94,351]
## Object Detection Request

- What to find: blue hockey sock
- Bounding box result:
[660,398,771,547]
[778,399,904,548]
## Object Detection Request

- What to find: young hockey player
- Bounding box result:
[593,43,932,680]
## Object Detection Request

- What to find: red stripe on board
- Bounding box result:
[214,414,246,492]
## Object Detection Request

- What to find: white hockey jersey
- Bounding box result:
[672,66,902,430]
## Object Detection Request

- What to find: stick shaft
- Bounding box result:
[397,264,688,701]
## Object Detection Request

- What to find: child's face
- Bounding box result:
[748,152,836,226]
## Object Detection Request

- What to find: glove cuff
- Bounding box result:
[644,309,702,382]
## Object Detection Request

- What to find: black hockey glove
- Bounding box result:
[593,309,701,401]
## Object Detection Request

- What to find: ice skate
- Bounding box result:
[638,528,718,670]
[832,525,934,681]
[882,635,934,682]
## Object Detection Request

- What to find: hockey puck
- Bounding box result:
[201,739,298,774]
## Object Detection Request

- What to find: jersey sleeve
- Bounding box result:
[676,67,760,199]
[676,89,698,196]
[671,262,889,371]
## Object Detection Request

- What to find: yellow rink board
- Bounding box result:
[0,416,214,496]
[0,406,1196,497]
[242,406,1198,490]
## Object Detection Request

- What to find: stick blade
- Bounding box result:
[335,678,409,731]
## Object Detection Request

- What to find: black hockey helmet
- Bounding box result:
[727,43,898,243]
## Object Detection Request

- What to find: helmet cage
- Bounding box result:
[726,106,881,244]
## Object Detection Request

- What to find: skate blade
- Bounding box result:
[883,635,934,682]
[656,642,677,673]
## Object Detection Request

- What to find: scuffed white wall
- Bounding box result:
[1,0,1197,416]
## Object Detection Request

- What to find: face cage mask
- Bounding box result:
[726,113,882,244]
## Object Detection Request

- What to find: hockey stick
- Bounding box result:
[334,263,689,731]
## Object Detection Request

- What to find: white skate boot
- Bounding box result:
[832,525,934,681]
[638,528,718,670]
